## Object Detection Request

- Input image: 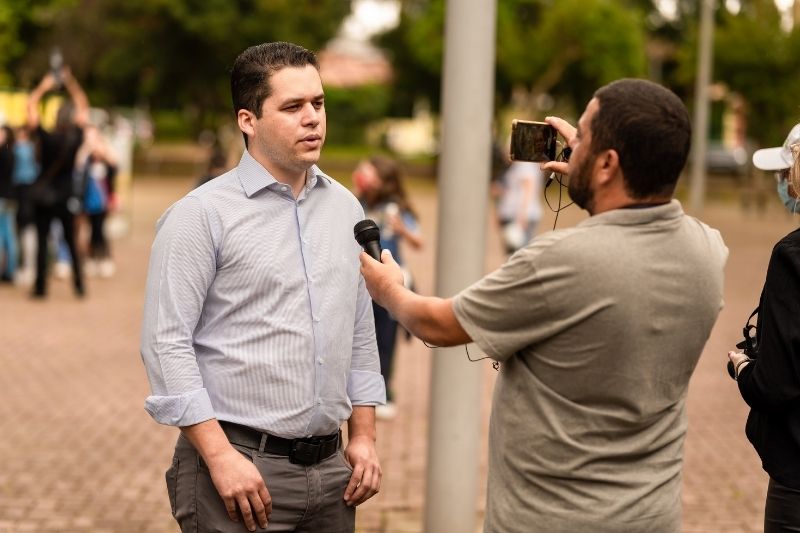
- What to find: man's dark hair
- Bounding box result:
[591,79,691,198]
[230,42,319,145]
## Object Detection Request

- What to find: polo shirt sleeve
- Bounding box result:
[453,233,573,361]
[140,195,219,427]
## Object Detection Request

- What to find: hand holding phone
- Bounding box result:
[510,120,557,162]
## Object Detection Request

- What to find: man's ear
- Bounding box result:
[237,109,256,140]
[594,149,621,187]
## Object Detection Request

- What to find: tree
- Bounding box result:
[713,0,800,146]
[4,0,352,135]
[376,0,647,119]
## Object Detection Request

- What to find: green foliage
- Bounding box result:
[2,0,351,137]
[513,0,647,107]
[379,0,647,117]
[324,84,391,145]
[151,109,193,141]
[711,0,800,146]
[375,2,442,115]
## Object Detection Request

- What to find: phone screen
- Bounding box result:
[510,120,557,162]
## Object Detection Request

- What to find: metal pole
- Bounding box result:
[689,0,715,213]
[425,0,496,531]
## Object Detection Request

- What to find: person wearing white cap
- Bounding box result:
[728,124,800,531]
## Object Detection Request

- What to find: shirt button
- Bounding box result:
[281,186,289,192]
[318,358,324,365]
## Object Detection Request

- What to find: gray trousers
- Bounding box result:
[166,434,356,532]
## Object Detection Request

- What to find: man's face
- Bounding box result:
[566,98,599,213]
[249,65,326,177]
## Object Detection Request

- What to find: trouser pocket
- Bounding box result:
[165,455,179,516]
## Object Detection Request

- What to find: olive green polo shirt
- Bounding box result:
[454,200,728,533]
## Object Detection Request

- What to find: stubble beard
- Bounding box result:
[568,154,595,214]
[257,137,320,177]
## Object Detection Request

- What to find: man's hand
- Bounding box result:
[542,116,576,175]
[205,448,272,531]
[181,420,270,531]
[359,249,405,308]
[38,72,58,93]
[343,435,382,506]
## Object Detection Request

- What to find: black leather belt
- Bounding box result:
[220,421,340,466]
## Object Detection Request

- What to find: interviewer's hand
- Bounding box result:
[541,115,577,175]
[359,249,405,308]
[206,448,271,531]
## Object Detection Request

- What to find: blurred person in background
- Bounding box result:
[141,41,384,533]
[352,156,424,419]
[0,125,16,283]
[76,125,118,278]
[26,67,89,298]
[497,160,543,254]
[728,123,800,532]
[194,146,228,188]
[12,125,39,286]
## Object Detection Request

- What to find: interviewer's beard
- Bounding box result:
[568,155,595,213]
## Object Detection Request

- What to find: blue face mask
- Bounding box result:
[777,178,800,213]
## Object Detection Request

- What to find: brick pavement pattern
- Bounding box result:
[0,174,793,532]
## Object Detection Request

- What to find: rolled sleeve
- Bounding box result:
[347,369,386,405]
[140,195,218,426]
[348,274,386,405]
[144,388,216,426]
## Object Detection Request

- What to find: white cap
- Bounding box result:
[753,123,800,171]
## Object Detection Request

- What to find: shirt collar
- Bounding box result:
[578,199,684,228]
[236,149,332,198]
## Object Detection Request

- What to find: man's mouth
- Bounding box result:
[301,134,321,145]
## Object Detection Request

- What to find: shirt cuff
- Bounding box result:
[348,369,387,406]
[144,388,215,427]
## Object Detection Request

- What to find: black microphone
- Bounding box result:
[354,219,382,262]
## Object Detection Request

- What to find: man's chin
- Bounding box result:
[300,146,322,164]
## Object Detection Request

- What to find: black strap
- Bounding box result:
[219,421,340,466]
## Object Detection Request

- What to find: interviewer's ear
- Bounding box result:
[594,149,620,186]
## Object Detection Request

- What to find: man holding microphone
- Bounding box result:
[360,79,728,532]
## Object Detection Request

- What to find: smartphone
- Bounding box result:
[510,120,557,162]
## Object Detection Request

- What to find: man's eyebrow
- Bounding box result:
[280,93,325,105]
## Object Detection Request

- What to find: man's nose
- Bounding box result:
[301,103,321,126]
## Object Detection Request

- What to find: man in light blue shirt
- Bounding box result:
[140,41,385,533]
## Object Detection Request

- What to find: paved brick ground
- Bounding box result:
[0,173,794,532]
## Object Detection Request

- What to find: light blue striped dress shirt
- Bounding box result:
[140,150,385,438]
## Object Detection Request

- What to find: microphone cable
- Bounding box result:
[543,145,573,230]
[422,340,499,371]
[412,143,580,372]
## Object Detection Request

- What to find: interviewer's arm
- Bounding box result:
[359,250,471,347]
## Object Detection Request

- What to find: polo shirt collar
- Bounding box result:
[579,199,684,228]
[236,149,332,198]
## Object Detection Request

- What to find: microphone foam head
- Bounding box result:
[354,219,380,245]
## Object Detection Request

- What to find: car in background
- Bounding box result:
[705,141,750,176]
